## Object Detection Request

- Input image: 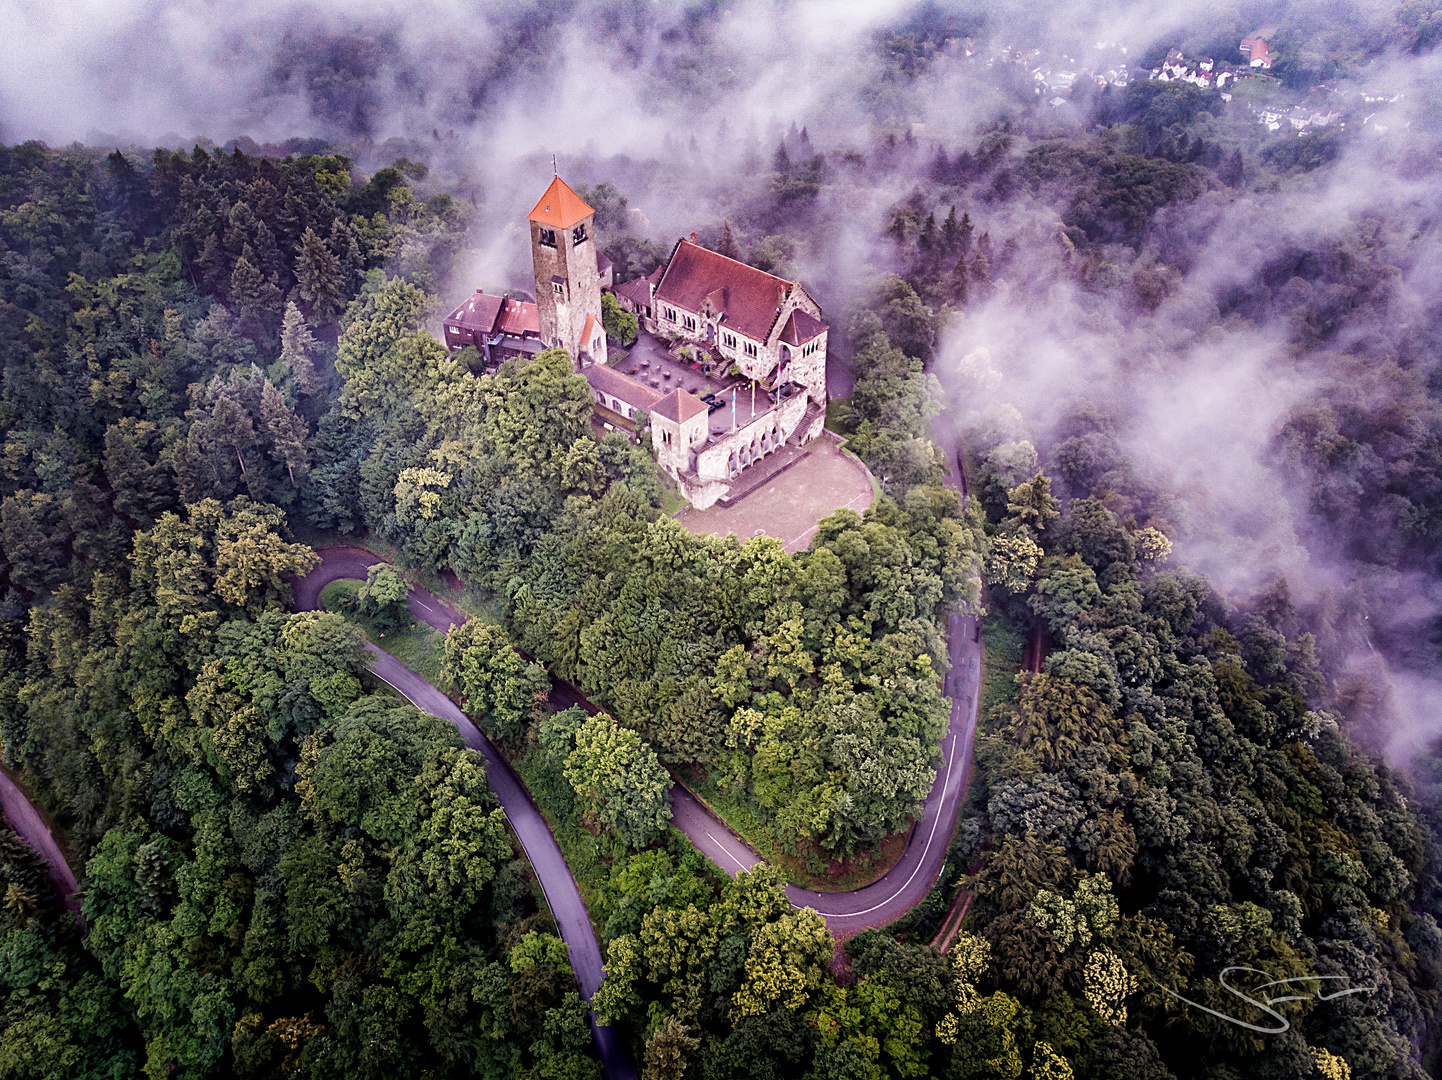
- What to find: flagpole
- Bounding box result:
[731,388,736,432]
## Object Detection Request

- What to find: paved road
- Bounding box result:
[298,409,980,1061]
[649,409,981,930]
[292,551,637,1080]
[0,768,81,914]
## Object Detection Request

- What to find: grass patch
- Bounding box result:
[979,605,1026,715]
[657,470,689,516]
[681,771,907,891]
[319,580,453,691]
[825,395,853,435]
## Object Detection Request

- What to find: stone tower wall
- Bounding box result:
[530,215,602,364]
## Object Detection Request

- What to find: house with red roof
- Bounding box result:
[1240,35,1272,69]
[616,237,828,408]
[442,290,544,368]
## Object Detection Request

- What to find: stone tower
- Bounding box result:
[527,175,605,367]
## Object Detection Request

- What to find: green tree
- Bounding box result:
[563,714,672,849]
[442,619,550,742]
[295,226,346,322]
[602,291,639,346]
[355,562,410,632]
[278,301,323,396]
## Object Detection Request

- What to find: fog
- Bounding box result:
[3,0,1440,765]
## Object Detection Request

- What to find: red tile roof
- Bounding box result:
[497,297,540,335]
[652,389,709,423]
[447,290,504,333]
[655,239,793,342]
[780,308,827,346]
[526,176,594,230]
[615,276,653,308]
[585,364,663,412]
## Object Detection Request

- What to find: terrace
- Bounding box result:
[610,331,804,443]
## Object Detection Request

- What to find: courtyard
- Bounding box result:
[674,438,876,553]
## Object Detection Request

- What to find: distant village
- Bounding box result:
[990,28,1405,137]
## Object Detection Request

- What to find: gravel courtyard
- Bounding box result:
[674,439,875,553]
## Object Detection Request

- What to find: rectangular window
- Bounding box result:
[572,223,588,245]
[553,281,565,295]
[539,228,557,247]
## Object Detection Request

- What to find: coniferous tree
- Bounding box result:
[259,379,309,487]
[279,301,322,396]
[772,140,791,176]
[295,226,346,322]
[718,219,739,260]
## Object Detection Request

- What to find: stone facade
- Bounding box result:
[694,392,810,484]
[649,240,829,408]
[651,392,711,476]
[527,176,606,367]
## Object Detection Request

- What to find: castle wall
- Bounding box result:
[695,393,809,482]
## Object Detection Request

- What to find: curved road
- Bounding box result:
[292,551,637,1080]
[297,416,978,1076]
[0,769,81,914]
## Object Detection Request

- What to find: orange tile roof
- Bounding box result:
[526,176,594,229]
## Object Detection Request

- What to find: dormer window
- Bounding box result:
[572,223,588,245]
[553,282,564,295]
[539,228,557,247]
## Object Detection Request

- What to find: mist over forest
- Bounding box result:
[3,2,1442,1079]
[10,0,1436,756]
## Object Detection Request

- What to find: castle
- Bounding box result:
[443,175,829,510]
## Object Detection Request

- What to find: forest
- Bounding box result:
[2,2,1442,1079]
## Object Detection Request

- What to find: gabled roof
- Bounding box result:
[584,364,663,412]
[652,389,709,424]
[527,176,594,229]
[616,276,653,308]
[497,297,539,335]
[655,239,794,342]
[446,290,504,333]
[780,308,827,346]
[580,313,602,349]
